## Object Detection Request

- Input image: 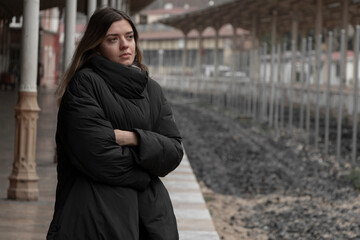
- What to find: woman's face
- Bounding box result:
[99,19,136,66]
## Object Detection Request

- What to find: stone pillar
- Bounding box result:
[64,0,77,70]
[87,0,97,22]
[8,0,40,201]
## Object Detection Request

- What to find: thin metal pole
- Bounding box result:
[262,43,268,123]
[306,37,313,145]
[315,34,322,151]
[253,49,258,120]
[242,88,246,114]
[260,45,263,119]
[324,31,333,157]
[263,44,268,121]
[289,40,295,135]
[260,45,265,121]
[280,42,286,130]
[299,38,307,131]
[336,29,346,162]
[275,44,281,136]
[247,68,252,116]
[269,44,276,127]
[260,44,265,121]
[237,80,242,116]
[257,48,262,121]
[352,26,360,165]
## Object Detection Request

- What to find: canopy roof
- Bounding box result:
[159,0,360,36]
[0,0,154,18]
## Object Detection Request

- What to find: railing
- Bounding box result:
[147,27,360,167]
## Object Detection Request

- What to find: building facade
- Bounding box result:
[135,5,250,77]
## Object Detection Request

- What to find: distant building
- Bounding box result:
[135,4,250,76]
[135,4,197,25]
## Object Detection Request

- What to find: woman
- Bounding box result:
[47,7,183,240]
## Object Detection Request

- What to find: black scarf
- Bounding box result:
[89,55,148,99]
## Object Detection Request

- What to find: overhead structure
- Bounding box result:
[159,0,359,37]
[159,0,359,89]
[0,0,154,18]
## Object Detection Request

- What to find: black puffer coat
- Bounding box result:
[47,56,183,240]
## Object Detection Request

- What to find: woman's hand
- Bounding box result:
[114,129,139,146]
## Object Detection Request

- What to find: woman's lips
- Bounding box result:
[120,53,131,58]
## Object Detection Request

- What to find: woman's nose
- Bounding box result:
[119,37,128,49]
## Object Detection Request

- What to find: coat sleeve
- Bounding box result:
[132,83,183,177]
[58,73,150,190]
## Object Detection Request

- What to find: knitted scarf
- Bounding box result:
[89,55,148,99]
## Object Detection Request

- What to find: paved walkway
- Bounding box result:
[0,88,219,240]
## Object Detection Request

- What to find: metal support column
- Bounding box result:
[197,29,204,79]
[288,11,298,134]
[336,30,346,162]
[182,31,188,79]
[117,0,123,10]
[352,26,360,165]
[231,24,237,80]
[214,27,220,79]
[342,0,349,87]
[110,0,116,8]
[101,0,108,8]
[314,0,323,151]
[64,0,77,70]
[269,10,277,127]
[87,0,96,21]
[8,0,40,201]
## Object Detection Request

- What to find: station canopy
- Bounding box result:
[0,0,154,18]
[159,0,360,35]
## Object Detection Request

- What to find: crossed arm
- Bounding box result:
[61,75,183,190]
[114,129,138,146]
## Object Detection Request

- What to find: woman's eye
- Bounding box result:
[126,35,134,40]
[108,37,118,42]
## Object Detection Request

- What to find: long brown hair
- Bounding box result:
[56,7,147,105]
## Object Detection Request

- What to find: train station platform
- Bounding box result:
[0,88,219,240]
